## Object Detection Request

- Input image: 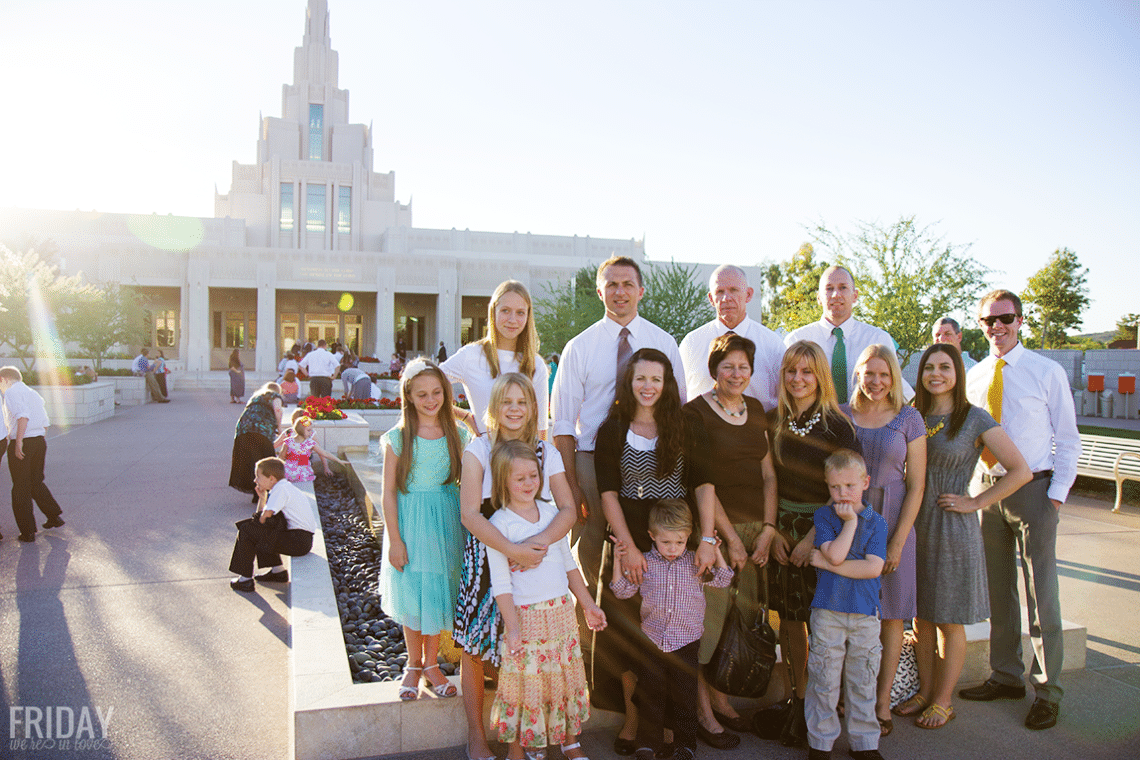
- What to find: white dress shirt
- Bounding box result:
[680,316,785,411]
[299,348,339,378]
[2,382,50,439]
[551,315,685,451]
[784,316,914,400]
[442,343,549,434]
[966,341,1081,503]
[265,479,319,533]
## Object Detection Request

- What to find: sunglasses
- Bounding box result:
[979,313,1019,327]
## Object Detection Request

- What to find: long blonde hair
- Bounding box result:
[395,359,464,493]
[849,344,905,414]
[483,372,539,449]
[481,280,539,380]
[773,341,851,462]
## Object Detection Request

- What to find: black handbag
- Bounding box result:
[703,567,778,698]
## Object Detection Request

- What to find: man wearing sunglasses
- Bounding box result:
[961,289,1080,731]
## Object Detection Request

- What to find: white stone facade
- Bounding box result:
[1,1,756,373]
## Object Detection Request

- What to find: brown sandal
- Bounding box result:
[891,693,929,717]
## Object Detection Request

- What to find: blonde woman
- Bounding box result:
[454,373,577,760]
[443,280,548,436]
[767,341,860,746]
[842,345,926,736]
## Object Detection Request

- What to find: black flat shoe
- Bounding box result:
[43,516,65,529]
[958,678,1026,702]
[17,533,35,543]
[256,570,289,583]
[1025,698,1059,730]
[613,737,637,756]
[696,725,740,750]
[713,710,751,733]
[230,578,256,592]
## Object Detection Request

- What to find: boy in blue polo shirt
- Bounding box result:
[805,450,888,760]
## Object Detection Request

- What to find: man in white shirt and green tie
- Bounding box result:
[784,266,912,402]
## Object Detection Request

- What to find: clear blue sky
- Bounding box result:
[2,0,1136,332]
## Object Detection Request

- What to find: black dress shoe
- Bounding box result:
[613,737,637,756]
[655,741,675,759]
[256,569,289,583]
[850,750,885,760]
[713,710,751,733]
[17,533,35,543]
[43,516,65,529]
[1025,698,1059,730]
[958,678,1026,701]
[808,749,831,760]
[230,578,256,592]
[696,725,740,750]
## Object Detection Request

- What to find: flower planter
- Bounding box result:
[31,380,115,428]
[307,411,370,456]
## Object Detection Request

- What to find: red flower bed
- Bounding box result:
[303,396,347,421]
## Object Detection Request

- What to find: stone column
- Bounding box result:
[186,255,211,372]
[376,264,395,361]
[256,259,278,373]
[437,266,459,353]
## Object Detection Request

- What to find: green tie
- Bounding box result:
[831,326,847,404]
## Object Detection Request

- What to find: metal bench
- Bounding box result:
[1076,433,1140,513]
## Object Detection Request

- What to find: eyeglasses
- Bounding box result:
[979,313,1019,327]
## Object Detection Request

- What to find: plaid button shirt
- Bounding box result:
[611,548,733,652]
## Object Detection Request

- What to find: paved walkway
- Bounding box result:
[0,391,1136,760]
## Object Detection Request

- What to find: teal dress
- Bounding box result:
[379,426,471,634]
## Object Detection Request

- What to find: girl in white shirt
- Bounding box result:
[487,440,605,760]
[443,280,549,436]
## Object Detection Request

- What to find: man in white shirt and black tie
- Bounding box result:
[551,255,688,594]
[679,264,785,411]
[784,265,913,402]
[960,289,1080,731]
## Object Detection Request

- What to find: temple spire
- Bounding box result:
[305,0,330,48]
[293,0,337,90]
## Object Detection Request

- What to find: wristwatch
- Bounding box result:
[700,535,717,545]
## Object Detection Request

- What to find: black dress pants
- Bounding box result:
[9,436,62,538]
[228,521,313,578]
[635,639,701,752]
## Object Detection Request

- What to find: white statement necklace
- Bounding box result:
[788,411,822,437]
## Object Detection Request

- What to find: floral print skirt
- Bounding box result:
[490,594,589,749]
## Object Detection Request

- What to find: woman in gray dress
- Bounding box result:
[898,344,1030,729]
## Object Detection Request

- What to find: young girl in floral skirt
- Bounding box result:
[486,440,605,760]
[274,416,344,483]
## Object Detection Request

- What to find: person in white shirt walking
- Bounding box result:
[679,264,785,411]
[551,255,688,595]
[299,339,340,398]
[958,289,1080,731]
[0,367,65,543]
[784,266,912,402]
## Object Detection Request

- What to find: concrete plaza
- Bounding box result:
[0,390,1136,760]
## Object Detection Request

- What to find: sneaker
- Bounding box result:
[256,569,289,583]
[43,516,66,529]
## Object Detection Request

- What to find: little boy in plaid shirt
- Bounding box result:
[611,499,734,760]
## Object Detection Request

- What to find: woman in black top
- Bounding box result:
[767,340,860,737]
[594,348,716,753]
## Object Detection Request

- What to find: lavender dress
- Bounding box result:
[844,404,923,620]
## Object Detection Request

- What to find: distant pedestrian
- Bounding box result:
[228,349,245,403]
[153,350,170,399]
[0,366,65,543]
[437,341,448,362]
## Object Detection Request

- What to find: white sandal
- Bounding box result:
[398,666,421,701]
[423,663,458,698]
[561,741,589,760]
[523,749,545,760]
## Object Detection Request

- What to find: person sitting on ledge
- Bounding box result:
[229,457,317,592]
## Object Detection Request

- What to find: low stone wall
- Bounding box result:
[32,380,115,428]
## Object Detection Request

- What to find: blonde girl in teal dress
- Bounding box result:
[379,359,472,701]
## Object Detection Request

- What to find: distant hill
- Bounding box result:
[1073,331,1115,344]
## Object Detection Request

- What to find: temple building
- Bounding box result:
[2,1,742,372]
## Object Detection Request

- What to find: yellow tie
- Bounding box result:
[981,358,1006,468]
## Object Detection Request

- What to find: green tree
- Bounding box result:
[1114,313,1139,347]
[534,266,604,356]
[809,216,991,366]
[764,242,830,332]
[638,260,715,343]
[58,283,147,371]
[0,245,88,370]
[1021,247,1090,349]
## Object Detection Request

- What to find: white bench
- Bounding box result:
[1076,433,1140,513]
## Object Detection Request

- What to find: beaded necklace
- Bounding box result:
[712,389,746,418]
[787,410,822,437]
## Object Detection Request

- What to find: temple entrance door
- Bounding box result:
[306,314,339,345]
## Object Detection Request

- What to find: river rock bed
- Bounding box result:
[313,473,458,684]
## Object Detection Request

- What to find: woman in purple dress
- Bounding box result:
[842,345,925,736]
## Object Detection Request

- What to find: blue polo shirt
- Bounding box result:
[810,502,887,616]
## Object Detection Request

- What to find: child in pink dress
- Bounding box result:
[274,417,344,483]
